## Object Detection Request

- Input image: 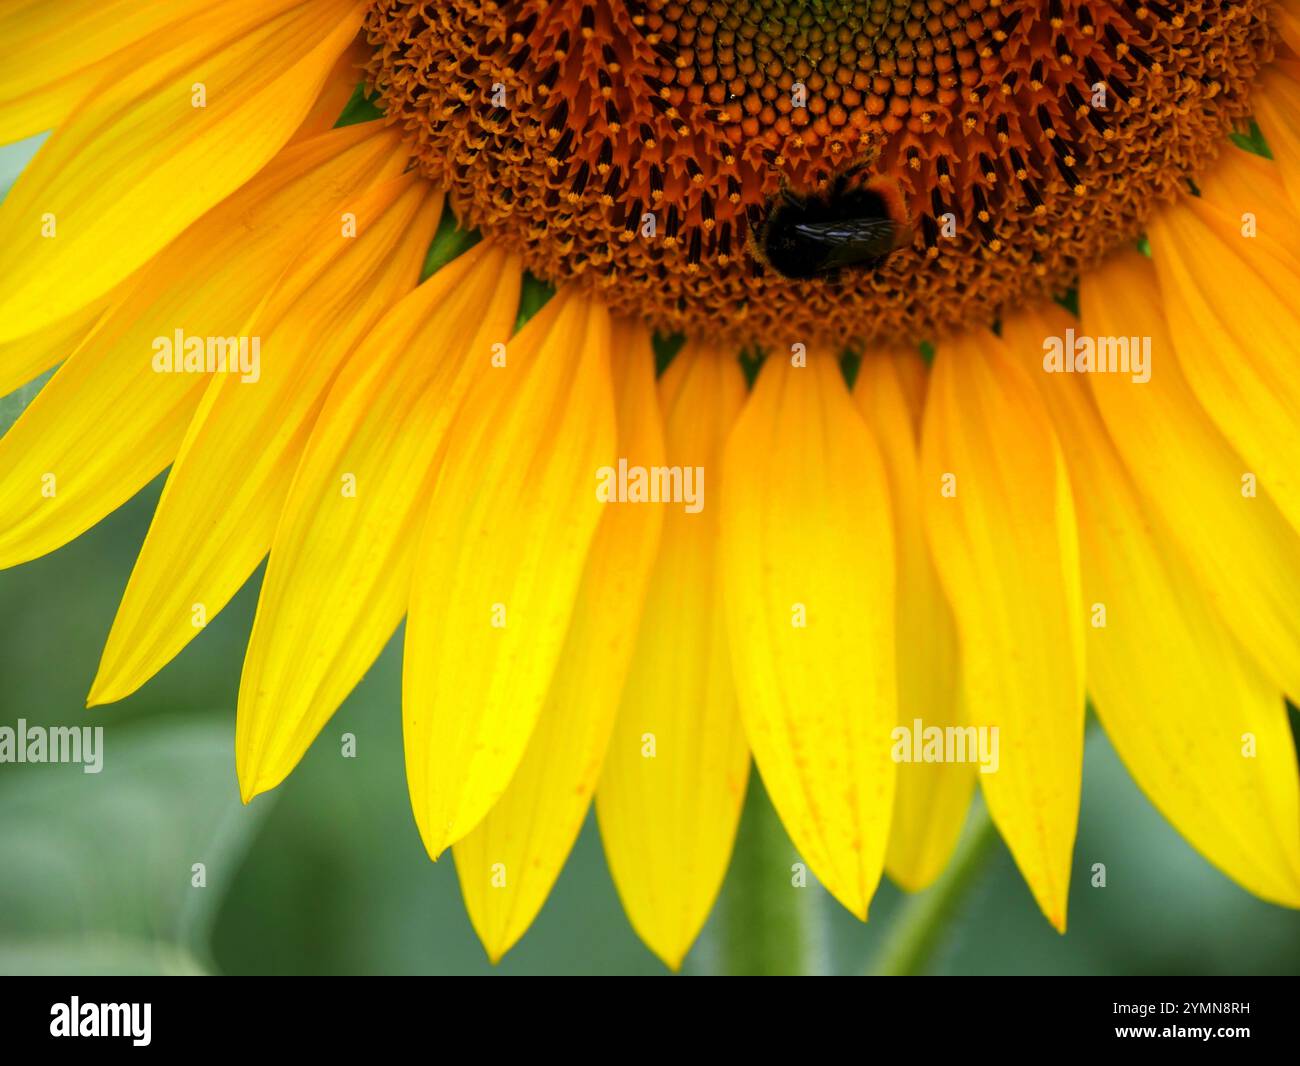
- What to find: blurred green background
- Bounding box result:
[2,137,1300,977]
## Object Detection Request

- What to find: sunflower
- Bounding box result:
[3,0,1300,971]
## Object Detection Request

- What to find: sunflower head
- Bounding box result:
[365,0,1273,345]
[4,0,1300,977]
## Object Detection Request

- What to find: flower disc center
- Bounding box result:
[365,0,1274,346]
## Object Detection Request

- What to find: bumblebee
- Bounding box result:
[752,168,911,280]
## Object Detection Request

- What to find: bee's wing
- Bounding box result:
[790,217,900,262]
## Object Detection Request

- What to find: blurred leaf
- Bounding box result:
[0,368,52,435]
[514,271,554,329]
[1230,120,1273,160]
[0,938,206,977]
[0,715,270,975]
[334,83,384,128]
[421,206,480,280]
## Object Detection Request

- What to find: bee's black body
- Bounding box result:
[754,174,906,281]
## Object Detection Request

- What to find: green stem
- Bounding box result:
[872,798,998,976]
[718,778,822,976]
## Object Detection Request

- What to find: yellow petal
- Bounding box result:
[855,350,973,893]
[0,0,215,144]
[1147,193,1300,538]
[402,287,617,855]
[0,295,114,401]
[292,35,369,140]
[1279,6,1300,56]
[237,242,522,800]
[1254,64,1300,214]
[1081,249,1300,701]
[454,318,667,961]
[89,178,441,705]
[1002,303,1300,908]
[596,342,750,970]
[920,329,1086,931]
[721,352,896,918]
[0,123,407,571]
[0,0,368,342]
[1195,144,1294,247]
